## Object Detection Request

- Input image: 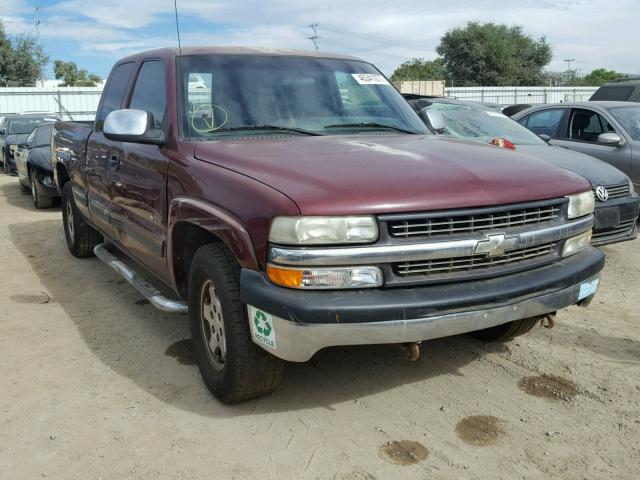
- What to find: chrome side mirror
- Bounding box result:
[421,109,446,132]
[104,109,164,146]
[597,132,624,147]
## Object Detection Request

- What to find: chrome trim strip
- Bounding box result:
[269,215,594,267]
[249,274,600,362]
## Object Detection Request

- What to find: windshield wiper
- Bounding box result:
[208,124,323,136]
[323,122,419,134]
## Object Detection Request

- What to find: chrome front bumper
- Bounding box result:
[246,274,600,362]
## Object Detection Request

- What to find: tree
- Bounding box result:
[390,58,448,82]
[581,68,624,86]
[0,22,48,86]
[436,22,552,86]
[54,60,101,87]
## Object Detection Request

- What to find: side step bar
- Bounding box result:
[94,243,188,314]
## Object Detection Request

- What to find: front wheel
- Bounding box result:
[188,243,284,404]
[61,182,101,257]
[31,169,53,209]
[471,316,542,342]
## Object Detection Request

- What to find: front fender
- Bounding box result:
[168,197,259,275]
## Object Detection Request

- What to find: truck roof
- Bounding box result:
[119,46,364,63]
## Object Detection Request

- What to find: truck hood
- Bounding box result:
[194,135,591,215]
[517,145,629,187]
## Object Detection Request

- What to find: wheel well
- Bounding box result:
[172,222,223,297]
[56,163,70,190]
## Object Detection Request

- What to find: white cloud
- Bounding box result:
[3,0,639,76]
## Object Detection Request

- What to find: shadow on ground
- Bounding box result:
[0,178,60,211]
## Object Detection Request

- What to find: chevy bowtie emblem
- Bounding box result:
[474,233,518,257]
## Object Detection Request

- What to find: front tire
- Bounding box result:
[31,169,54,209]
[61,182,101,257]
[188,243,284,404]
[471,316,542,342]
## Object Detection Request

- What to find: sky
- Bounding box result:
[1,0,639,80]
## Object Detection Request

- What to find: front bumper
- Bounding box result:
[240,247,604,361]
[592,195,640,246]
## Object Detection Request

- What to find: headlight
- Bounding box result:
[9,144,17,157]
[269,216,378,245]
[562,230,592,257]
[267,264,383,289]
[628,177,636,195]
[566,191,595,219]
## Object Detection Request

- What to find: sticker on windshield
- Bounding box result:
[351,73,390,85]
[485,111,508,118]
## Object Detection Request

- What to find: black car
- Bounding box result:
[15,122,58,208]
[0,113,59,174]
[590,78,640,102]
[405,95,640,246]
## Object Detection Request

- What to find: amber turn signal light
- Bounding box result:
[267,265,304,288]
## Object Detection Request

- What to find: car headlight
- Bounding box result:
[628,177,636,195]
[269,216,378,245]
[562,230,592,257]
[566,191,595,219]
[267,264,383,289]
[9,144,17,157]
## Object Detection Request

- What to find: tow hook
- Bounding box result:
[401,342,421,362]
[542,313,556,329]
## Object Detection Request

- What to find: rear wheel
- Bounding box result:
[471,316,542,342]
[31,169,53,209]
[188,243,284,403]
[61,182,101,257]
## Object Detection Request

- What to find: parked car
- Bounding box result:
[511,102,640,192]
[405,96,640,246]
[15,123,58,208]
[0,113,58,174]
[53,47,603,403]
[590,78,640,102]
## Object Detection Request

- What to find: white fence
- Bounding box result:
[0,87,103,121]
[0,85,601,121]
[444,86,598,105]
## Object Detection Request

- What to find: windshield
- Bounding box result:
[609,106,640,141]
[8,117,54,135]
[422,103,546,146]
[178,54,427,138]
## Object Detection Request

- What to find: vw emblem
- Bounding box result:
[595,186,609,202]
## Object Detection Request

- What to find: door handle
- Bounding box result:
[109,154,120,170]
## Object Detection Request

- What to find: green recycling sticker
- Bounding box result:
[249,307,276,349]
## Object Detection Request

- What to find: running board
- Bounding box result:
[93,243,188,314]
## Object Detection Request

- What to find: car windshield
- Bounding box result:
[422,103,546,146]
[8,117,54,135]
[609,106,640,141]
[178,54,427,138]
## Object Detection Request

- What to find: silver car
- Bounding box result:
[512,102,640,192]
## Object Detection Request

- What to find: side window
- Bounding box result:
[569,109,616,143]
[26,129,37,144]
[96,62,134,131]
[129,60,167,129]
[36,125,52,145]
[520,109,565,138]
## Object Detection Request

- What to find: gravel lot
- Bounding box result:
[1,174,639,480]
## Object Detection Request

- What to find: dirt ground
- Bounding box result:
[0,173,639,480]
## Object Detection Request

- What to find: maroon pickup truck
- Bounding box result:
[53,47,604,403]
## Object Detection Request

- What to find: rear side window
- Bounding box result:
[96,62,134,130]
[129,60,167,129]
[519,109,565,138]
[591,86,635,101]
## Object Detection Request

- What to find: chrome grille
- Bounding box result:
[394,242,557,276]
[593,183,629,201]
[388,204,562,238]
